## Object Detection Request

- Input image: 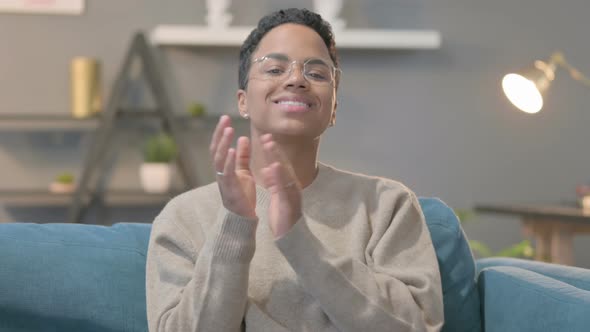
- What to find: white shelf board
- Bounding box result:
[0,189,177,207]
[0,113,243,131]
[0,114,99,131]
[150,25,441,50]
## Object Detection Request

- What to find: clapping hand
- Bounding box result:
[209,115,257,219]
[210,116,303,238]
[259,134,302,239]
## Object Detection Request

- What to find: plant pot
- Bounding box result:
[49,182,75,194]
[140,163,173,193]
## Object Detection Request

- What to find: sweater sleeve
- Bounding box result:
[146,198,258,332]
[275,191,444,332]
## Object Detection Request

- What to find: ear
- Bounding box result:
[237,89,248,117]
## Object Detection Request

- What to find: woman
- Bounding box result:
[146,8,443,332]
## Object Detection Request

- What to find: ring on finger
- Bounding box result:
[216,171,225,176]
[284,181,296,189]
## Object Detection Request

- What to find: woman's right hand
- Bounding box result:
[209,115,257,219]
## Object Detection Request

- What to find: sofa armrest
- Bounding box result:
[479,266,590,332]
[477,257,590,291]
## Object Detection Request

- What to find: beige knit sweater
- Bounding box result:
[146,163,443,331]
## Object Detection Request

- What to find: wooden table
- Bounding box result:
[474,203,590,265]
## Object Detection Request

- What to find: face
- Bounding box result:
[237,23,338,140]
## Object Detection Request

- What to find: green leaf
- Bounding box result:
[143,133,178,163]
[468,240,493,258]
[55,172,74,184]
[495,240,534,258]
[454,209,476,224]
[187,102,206,117]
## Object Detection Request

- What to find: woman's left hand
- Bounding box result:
[260,134,302,239]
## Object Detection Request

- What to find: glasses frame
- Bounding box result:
[250,55,341,87]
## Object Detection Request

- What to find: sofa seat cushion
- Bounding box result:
[419,197,482,332]
[479,266,590,332]
[0,222,151,332]
[477,257,590,291]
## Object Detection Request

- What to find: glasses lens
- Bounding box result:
[254,57,335,86]
[303,59,333,85]
[257,57,290,79]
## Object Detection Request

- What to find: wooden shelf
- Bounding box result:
[0,114,99,131]
[0,112,239,131]
[0,189,178,207]
[150,25,442,50]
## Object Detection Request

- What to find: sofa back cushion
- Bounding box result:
[0,222,151,332]
[419,197,482,332]
[477,257,590,291]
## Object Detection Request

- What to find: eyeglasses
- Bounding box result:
[250,55,340,86]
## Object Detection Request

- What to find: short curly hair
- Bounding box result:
[238,8,339,90]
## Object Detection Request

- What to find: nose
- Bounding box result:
[283,62,309,88]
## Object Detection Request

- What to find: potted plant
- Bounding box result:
[187,102,207,117]
[455,209,534,259]
[49,172,76,194]
[140,132,177,193]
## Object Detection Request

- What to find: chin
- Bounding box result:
[273,126,326,141]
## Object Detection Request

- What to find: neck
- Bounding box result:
[250,133,320,189]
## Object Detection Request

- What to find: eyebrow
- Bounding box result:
[305,58,329,66]
[260,53,331,65]
[262,53,290,61]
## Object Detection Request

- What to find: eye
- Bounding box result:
[265,67,286,76]
[306,71,329,81]
[305,66,331,81]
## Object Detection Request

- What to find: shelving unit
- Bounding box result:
[0,189,177,207]
[62,31,209,223]
[150,25,442,50]
[0,114,99,131]
[0,110,238,210]
[0,112,230,131]
[0,115,214,212]
[0,32,219,223]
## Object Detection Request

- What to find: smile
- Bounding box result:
[274,100,312,113]
[276,100,311,107]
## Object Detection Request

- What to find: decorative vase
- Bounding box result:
[313,0,346,32]
[140,163,173,193]
[70,57,102,118]
[205,0,233,29]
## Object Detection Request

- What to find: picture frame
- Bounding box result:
[0,0,84,15]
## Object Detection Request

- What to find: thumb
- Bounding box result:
[263,162,286,195]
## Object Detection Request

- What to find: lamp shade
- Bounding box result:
[502,60,556,114]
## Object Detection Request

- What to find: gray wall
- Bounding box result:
[1,0,590,266]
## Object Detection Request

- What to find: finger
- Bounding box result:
[261,163,279,192]
[236,136,251,171]
[217,148,236,197]
[258,134,272,165]
[223,148,237,180]
[261,140,277,165]
[269,162,298,194]
[260,133,273,144]
[209,115,231,155]
[213,127,234,173]
[263,140,295,177]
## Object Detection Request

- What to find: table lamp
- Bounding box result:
[501,52,590,114]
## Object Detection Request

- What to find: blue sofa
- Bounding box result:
[1,197,589,331]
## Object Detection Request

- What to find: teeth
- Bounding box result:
[278,101,308,107]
